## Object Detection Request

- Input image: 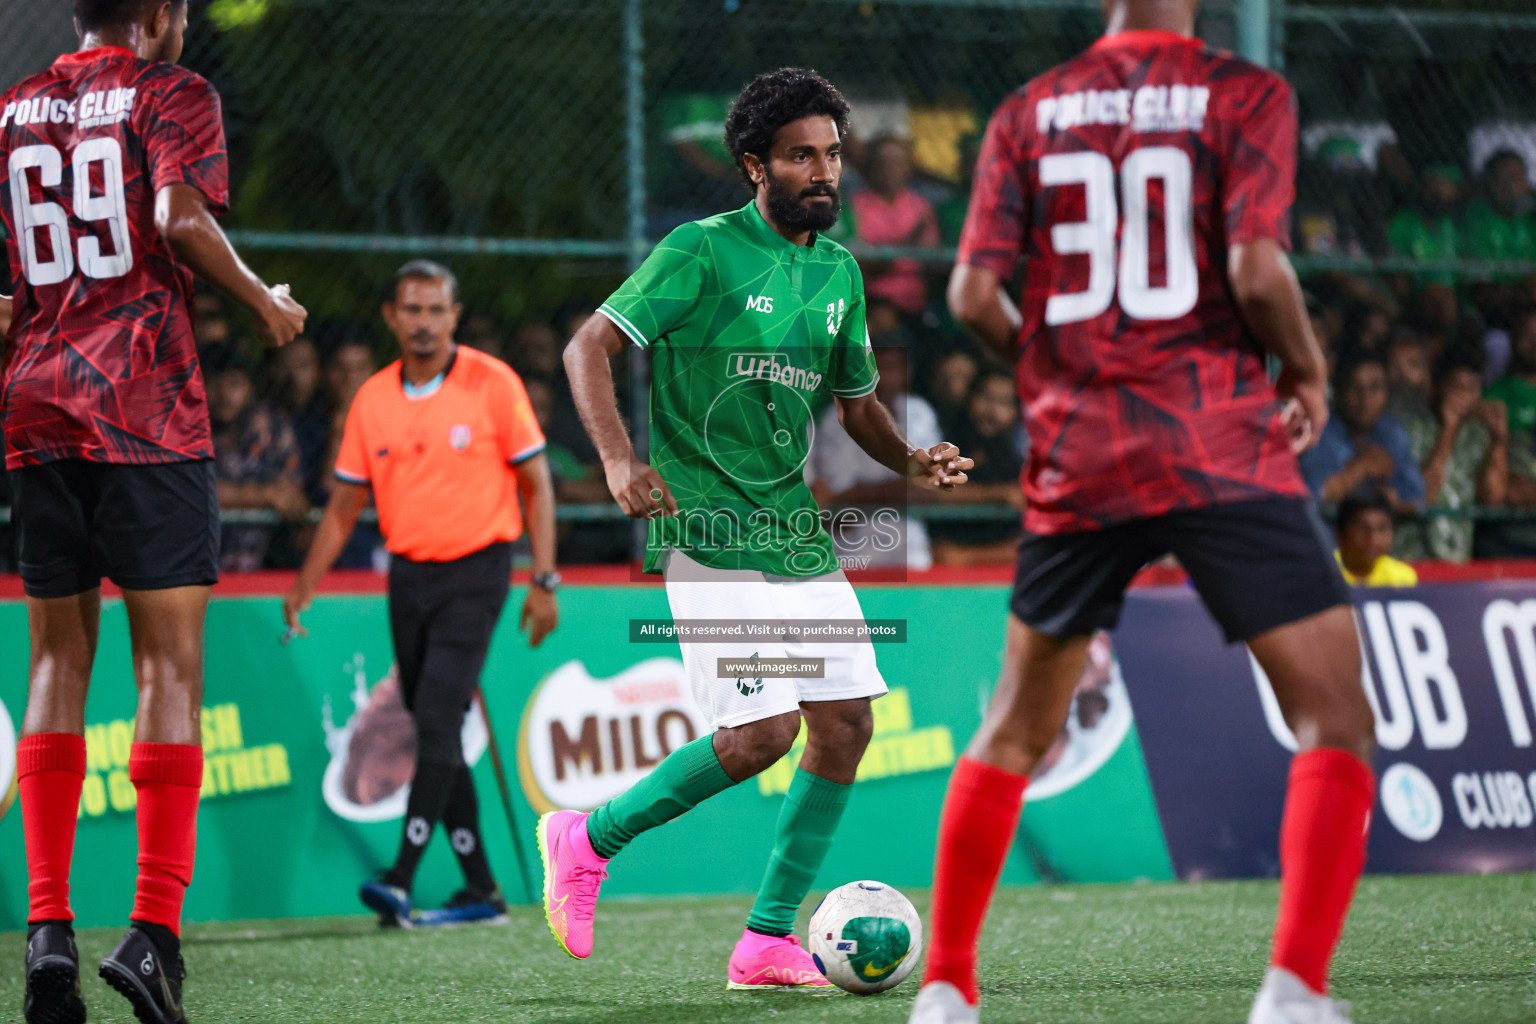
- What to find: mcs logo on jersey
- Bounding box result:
[517,659,707,813]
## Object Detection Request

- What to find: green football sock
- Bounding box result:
[584,734,735,860]
[746,768,852,937]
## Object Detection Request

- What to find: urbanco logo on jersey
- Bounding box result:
[517,658,706,813]
[725,352,824,393]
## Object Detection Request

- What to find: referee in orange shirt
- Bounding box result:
[283,260,559,926]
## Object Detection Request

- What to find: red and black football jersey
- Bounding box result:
[0,47,229,469]
[958,29,1308,535]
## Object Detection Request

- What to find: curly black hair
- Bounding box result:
[723,67,851,192]
[75,0,184,31]
[1337,489,1395,532]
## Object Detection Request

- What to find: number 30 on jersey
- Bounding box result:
[1042,146,1197,326]
[7,138,132,287]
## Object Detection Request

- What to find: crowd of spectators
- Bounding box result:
[161,280,1031,573]
[5,97,1532,575]
[155,293,637,573]
[1290,132,1536,564]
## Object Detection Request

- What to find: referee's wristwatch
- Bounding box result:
[531,571,562,593]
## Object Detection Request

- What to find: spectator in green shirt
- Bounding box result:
[1482,309,1536,558]
[1485,306,1536,438]
[1387,164,1462,286]
[1395,353,1508,563]
[652,91,743,226]
[1461,150,1536,269]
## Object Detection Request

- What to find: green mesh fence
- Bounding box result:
[5,0,1536,558]
[163,0,1536,318]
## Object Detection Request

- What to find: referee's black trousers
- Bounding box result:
[383,541,512,896]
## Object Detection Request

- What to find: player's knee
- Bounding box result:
[1289,686,1377,762]
[413,713,465,768]
[1329,687,1378,759]
[970,714,1057,775]
[29,647,93,693]
[723,713,801,775]
[133,641,203,689]
[812,703,873,753]
[1013,722,1062,769]
[133,650,204,701]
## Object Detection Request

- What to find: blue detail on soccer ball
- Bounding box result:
[812,953,826,975]
[836,941,855,952]
[856,881,885,891]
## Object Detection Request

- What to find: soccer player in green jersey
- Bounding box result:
[538,67,973,989]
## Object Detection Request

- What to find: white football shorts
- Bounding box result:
[662,547,888,730]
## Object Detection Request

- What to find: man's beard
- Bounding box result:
[763,168,840,234]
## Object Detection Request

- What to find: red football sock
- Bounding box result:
[129,743,204,936]
[923,756,1029,1005]
[1272,747,1375,994]
[19,733,88,923]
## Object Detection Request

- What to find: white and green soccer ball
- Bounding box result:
[808,880,923,994]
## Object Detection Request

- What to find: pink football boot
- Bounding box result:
[537,810,609,959]
[726,929,835,991]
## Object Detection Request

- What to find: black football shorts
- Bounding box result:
[11,459,220,599]
[1010,497,1350,643]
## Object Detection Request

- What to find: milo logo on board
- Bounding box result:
[517,659,706,813]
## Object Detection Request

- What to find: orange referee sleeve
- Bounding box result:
[497,369,546,464]
[334,398,371,483]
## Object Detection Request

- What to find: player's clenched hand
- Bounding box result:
[521,587,559,648]
[605,457,678,519]
[907,443,973,491]
[281,583,313,640]
[1275,367,1328,454]
[257,284,308,347]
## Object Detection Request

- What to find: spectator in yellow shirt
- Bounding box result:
[1335,492,1419,586]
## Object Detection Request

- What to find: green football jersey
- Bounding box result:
[599,200,879,577]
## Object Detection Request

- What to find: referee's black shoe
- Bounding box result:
[23,921,86,1024]
[99,926,188,1024]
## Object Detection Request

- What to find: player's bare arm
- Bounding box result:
[514,451,560,647]
[563,313,677,518]
[281,479,371,636]
[946,262,1023,355]
[834,391,972,490]
[155,183,307,346]
[1228,238,1329,453]
[0,293,11,337]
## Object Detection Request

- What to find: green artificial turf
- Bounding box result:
[4,874,1532,1023]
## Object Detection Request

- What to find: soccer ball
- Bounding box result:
[808,880,923,994]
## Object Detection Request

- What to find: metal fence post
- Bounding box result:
[1237,0,1271,67]
[625,0,651,561]
[1270,0,1286,72]
[625,0,647,272]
